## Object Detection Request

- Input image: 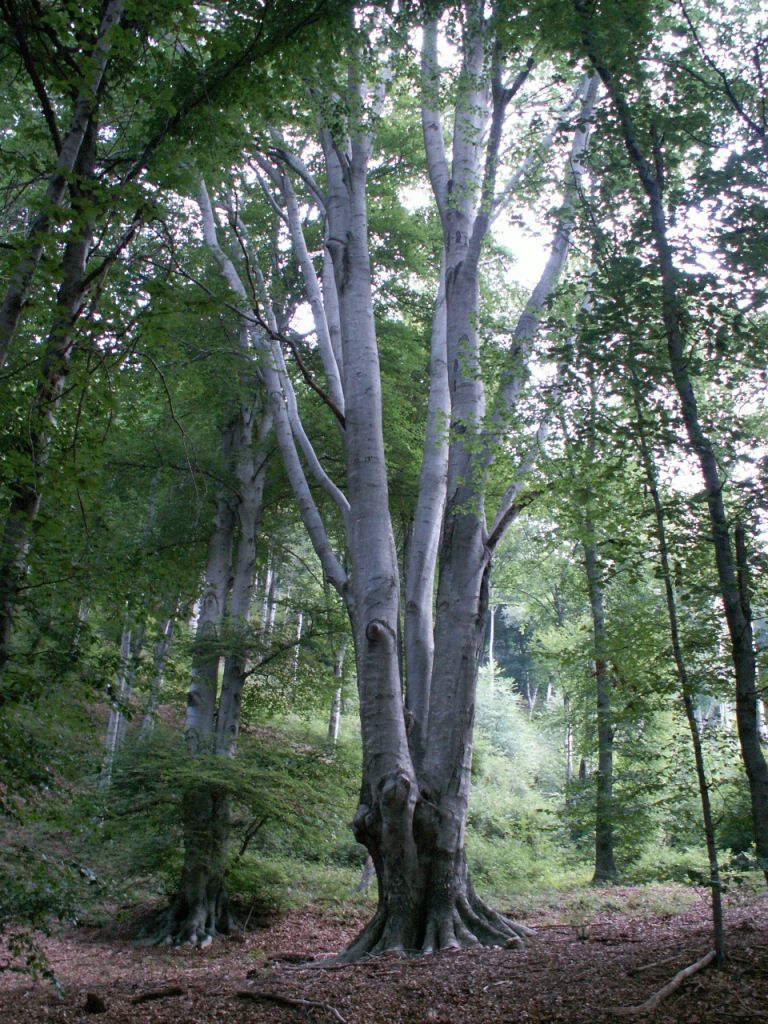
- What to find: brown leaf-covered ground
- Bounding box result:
[1,886,766,1023]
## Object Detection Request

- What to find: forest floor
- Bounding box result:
[1,884,767,1024]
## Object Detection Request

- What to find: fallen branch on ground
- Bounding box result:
[237,989,347,1023]
[628,956,680,976]
[613,950,717,1015]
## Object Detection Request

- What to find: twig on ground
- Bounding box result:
[613,950,717,1015]
[237,989,347,1023]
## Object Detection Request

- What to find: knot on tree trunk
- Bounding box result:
[365,618,395,644]
[378,770,412,810]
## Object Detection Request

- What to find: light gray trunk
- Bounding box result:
[202,14,596,956]
[404,258,449,766]
[328,643,347,742]
[565,693,573,789]
[487,603,497,694]
[102,619,143,785]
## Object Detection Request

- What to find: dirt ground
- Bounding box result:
[1,886,766,1024]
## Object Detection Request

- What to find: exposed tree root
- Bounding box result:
[330,895,534,965]
[135,894,239,948]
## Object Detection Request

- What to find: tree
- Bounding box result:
[574,0,768,883]
[195,2,600,957]
[0,0,351,680]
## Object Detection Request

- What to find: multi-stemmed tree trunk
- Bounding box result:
[192,2,596,955]
[577,2,768,883]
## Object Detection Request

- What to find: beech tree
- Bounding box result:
[0,0,349,681]
[181,1,602,955]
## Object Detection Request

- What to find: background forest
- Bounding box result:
[1,0,767,974]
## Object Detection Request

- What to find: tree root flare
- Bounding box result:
[329,898,534,964]
[134,900,239,949]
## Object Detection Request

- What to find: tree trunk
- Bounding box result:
[102,620,134,787]
[0,117,99,680]
[140,616,175,739]
[583,535,618,884]
[328,642,347,743]
[565,692,574,790]
[216,405,271,757]
[580,15,768,882]
[149,416,237,943]
[199,18,593,957]
[147,786,236,946]
[631,371,725,963]
[157,191,276,944]
[487,602,497,694]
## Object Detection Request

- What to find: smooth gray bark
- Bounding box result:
[102,622,133,786]
[403,258,449,766]
[199,8,594,958]
[328,641,347,742]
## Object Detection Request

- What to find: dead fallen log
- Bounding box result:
[613,950,717,1015]
[238,989,347,1023]
[130,986,186,1005]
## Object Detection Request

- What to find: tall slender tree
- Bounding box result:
[575,0,768,882]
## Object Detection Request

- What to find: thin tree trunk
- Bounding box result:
[487,602,497,694]
[630,369,725,964]
[579,14,768,881]
[583,532,618,884]
[565,692,574,791]
[140,616,175,739]
[102,621,133,786]
[328,642,347,743]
